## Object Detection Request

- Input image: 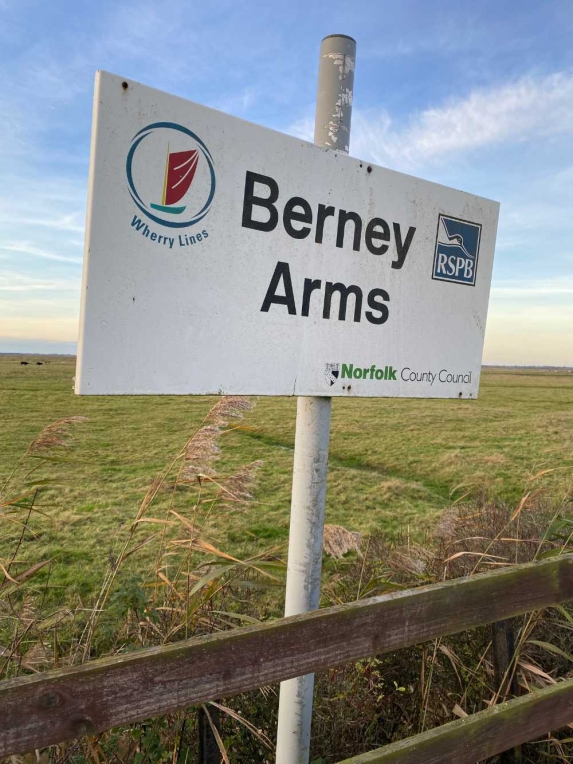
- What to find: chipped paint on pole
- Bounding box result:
[275,34,357,764]
[314,34,356,153]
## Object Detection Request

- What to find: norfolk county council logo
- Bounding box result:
[325,363,340,387]
[126,122,216,229]
[432,214,482,287]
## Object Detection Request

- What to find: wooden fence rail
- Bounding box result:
[1,556,572,758]
[339,676,573,764]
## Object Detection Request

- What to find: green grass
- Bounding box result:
[1,354,573,604]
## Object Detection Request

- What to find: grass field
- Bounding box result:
[2,354,573,604]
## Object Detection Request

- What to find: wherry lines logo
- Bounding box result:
[126,122,216,228]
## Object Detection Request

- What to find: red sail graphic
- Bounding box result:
[164,150,199,206]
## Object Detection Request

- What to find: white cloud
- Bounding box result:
[403,71,573,165]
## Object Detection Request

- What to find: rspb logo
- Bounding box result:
[432,214,481,287]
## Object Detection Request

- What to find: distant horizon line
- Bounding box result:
[1,352,572,371]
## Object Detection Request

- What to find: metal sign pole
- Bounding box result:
[276,34,356,764]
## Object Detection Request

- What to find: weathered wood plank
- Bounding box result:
[337,675,573,764]
[492,620,518,701]
[1,556,572,756]
[491,620,522,763]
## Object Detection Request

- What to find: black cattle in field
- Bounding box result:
[36,361,44,366]
[20,361,29,365]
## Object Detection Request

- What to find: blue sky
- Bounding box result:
[1,0,573,364]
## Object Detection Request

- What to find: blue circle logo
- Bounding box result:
[126,122,216,229]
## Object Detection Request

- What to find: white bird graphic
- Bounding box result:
[438,218,474,259]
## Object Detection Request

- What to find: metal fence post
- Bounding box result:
[275,34,356,764]
[198,704,221,764]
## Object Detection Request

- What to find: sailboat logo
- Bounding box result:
[151,145,200,215]
[126,122,216,229]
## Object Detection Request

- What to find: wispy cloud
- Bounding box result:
[351,72,573,168]
[0,243,82,264]
[0,271,78,291]
[286,71,573,171]
[287,115,314,142]
[14,213,85,233]
[210,87,259,117]
[492,278,573,298]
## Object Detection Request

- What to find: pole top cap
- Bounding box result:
[321,33,356,43]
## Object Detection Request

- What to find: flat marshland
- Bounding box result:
[1,354,572,602]
[2,354,573,762]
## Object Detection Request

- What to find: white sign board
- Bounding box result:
[76,71,499,398]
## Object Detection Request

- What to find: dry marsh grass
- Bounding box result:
[1,394,283,761]
[314,487,573,763]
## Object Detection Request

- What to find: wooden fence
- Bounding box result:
[1,555,572,761]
